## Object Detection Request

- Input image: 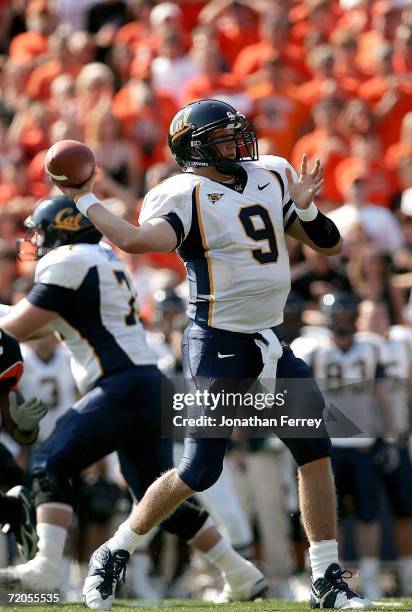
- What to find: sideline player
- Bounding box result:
[357,299,412,597]
[61,99,373,609]
[292,293,386,600]
[0,195,266,605]
[0,328,47,561]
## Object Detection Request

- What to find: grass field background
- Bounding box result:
[2,599,411,611]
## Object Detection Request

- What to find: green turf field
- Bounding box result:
[2,600,412,611]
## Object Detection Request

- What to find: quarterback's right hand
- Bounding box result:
[57,169,96,202]
[9,394,48,433]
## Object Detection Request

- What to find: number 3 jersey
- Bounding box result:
[139,155,298,333]
[26,242,156,394]
[18,344,77,443]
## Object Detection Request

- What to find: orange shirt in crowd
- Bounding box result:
[112,86,177,171]
[334,156,398,206]
[297,77,352,107]
[0,181,48,206]
[385,142,412,171]
[358,77,412,149]
[248,81,309,158]
[289,2,342,47]
[18,121,50,160]
[233,40,310,84]
[181,72,243,106]
[291,128,348,203]
[217,23,260,69]
[25,60,81,101]
[9,31,48,62]
[393,53,412,75]
[356,30,385,75]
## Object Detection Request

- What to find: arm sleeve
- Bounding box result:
[139,186,193,249]
[258,156,298,230]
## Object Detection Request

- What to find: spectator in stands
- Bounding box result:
[331,29,368,95]
[348,247,403,323]
[9,0,57,63]
[292,245,351,306]
[233,6,309,84]
[48,74,77,122]
[197,0,259,69]
[291,97,348,207]
[328,173,404,254]
[112,58,177,172]
[0,59,32,115]
[290,0,340,47]
[358,42,412,150]
[150,30,200,103]
[25,27,82,102]
[67,30,97,66]
[335,133,398,207]
[74,62,115,129]
[246,53,309,158]
[356,0,403,75]
[85,101,141,197]
[181,43,249,110]
[298,44,344,107]
[114,0,154,53]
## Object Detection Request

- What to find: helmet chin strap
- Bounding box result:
[214,157,240,176]
[208,144,240,176]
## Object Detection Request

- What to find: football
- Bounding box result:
[45,140,96,187]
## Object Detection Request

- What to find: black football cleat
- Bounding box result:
[310,563,374,609]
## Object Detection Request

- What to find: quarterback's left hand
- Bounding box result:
[285,155,324,210]
[9,394,48,433]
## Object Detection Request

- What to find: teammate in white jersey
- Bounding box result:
[357,299,412,597]
[0,195,267,605]
[292,293,386,600]
[19,337,77,444]
[58,99,372,609]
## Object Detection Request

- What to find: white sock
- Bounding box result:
[200,537,253,587]
[37,523,67,564]
[399,556,412,595]
[106,520,145,555]
[359,557,379,582]
[309,540,339,580]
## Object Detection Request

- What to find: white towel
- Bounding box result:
[254,329,283,391]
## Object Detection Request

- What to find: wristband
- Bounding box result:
[73,192,100,217]
[296,202,318,222]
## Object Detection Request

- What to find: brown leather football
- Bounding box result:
[45,140,96,187]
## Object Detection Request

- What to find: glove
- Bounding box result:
[9,394,48,433]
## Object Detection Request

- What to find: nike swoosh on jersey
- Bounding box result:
[217,352,235,358]
[257,182,270,190]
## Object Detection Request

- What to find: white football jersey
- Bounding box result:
[139,156,298,333]
[292,335,382,447]
[386,327,412,436]
[18,344,77,442]
[27,242,156,394]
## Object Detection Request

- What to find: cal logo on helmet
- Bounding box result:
[54,207,83,231]
[169,109,192,142]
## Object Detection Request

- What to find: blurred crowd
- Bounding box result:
[0,0,412,322]
[1,0,412,603]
